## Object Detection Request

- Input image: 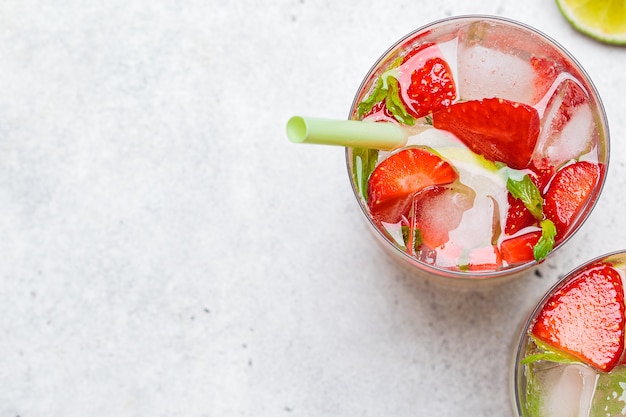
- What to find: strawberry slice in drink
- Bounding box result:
[531,263,626,372]
[543,161,603,239]
[505,194,537,236]
[367,147,458,224]
[432,98,541,170]
[397,43,457,119]
[504,165,553,236]
[357,42,457,124]
[500,231,542,266]
[530,56,560,104]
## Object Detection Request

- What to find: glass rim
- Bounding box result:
[344,14,611,281]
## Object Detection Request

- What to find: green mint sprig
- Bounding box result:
[352,65,415,201]
[506,175,543,219]
[357,77,387,117]
[506,175,556,262]
[534,219,556,262]
[521,336,578,366]
[402,225,423,253]
[357,73,415,126]
[351,147,378,201]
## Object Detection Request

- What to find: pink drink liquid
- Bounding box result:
[346,16,608,279]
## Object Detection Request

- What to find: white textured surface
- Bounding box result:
[1,1,625,416]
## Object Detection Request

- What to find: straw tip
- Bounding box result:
[286,116,307,143]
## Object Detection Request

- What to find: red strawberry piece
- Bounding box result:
[505,194,537,235]
[362,100,397,123]
[532,55,588,113]
[398,43,457,119]
[531,263,625,372]
[528,161,556,194]
[500,231,541,266]
[543,161,602,239]
[504,167,552,235]
[367,148,458,223]
[432,98,540,169]
[547,78,588,133]
[401,42,433,63]
[531,56,559,103]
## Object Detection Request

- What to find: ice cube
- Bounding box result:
[546,104,594,165]
[533,78,595,170]
[534,363,599,417]
[457,45,535,103]
[437,38,459,86]
[413,183,475,249]
[447,192,501,250]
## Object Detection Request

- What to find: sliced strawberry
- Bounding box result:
[367,148,458,223]
[500,231,542,265]
[531,56,559,104]
[531,263,625,372]
[504,166,553,235]
[505,194,537,235]
[401,42,433,63]
[398,43,457,119]
[528,161,556,194]
[543,161,602,239]
[548,78,588,133]
[432,98,540,170]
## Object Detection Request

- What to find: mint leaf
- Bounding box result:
[533,219,556,262]
[357,77,387,118]
[521,336,579,366]
[520,336,579,417]
[506,175,556,261]
[385,76,415,126]
[522,361,541,417]
[522,349,576,366]
[402,225,423,253]
[507,175,543,220]
[355,63,415,126]
[351,147,379,201]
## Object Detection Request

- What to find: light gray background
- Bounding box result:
[1,1,625,416]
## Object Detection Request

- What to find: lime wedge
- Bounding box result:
[556,0,626,45]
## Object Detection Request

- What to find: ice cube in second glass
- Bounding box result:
[532,362,599,417]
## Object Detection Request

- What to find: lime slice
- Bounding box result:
[556,0,626,44]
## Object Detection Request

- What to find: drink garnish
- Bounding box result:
[556,0,626,45]
[531,263,626,372]
[543,161,603,240]
[358,42,457,124]
[366,147,458,223]
[432,98,540,170]
[506,174,556,262]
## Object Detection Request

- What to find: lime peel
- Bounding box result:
[556,0,626,45]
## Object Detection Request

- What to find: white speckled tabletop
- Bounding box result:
[1,1,625,416]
